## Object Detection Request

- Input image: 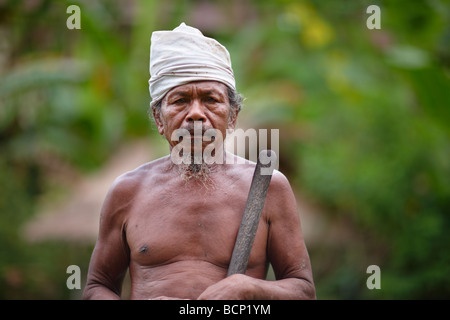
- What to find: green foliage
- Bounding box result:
[0,0,449,299]
[227,0,450,299]
[0,0,153,298]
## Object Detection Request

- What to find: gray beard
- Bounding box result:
[176,161,215,189]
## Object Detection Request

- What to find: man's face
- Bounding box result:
[154,81,237,153]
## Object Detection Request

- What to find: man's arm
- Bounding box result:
[263,170,315,299]
[83,175,133,300]
[198,171,315,300]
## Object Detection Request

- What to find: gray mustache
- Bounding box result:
[181,125,215,137]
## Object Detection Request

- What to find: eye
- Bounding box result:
[174,98,186,104]
[205,97,218,103]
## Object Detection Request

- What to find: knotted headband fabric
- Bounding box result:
[149,23,236,108]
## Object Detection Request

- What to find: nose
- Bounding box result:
[185,99,206,123]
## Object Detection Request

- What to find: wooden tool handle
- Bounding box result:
[227,150,277,276]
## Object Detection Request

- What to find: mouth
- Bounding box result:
[184,127,217,140]
[174,123,218,145]
[178,136,214,145]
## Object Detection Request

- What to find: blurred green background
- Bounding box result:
[1,0,449,299]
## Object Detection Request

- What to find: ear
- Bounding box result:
[227,108,239,130]
[152,107,165,135]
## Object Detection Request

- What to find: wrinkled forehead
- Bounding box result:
[165,80,228,98]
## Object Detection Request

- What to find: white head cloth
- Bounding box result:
[149,23,236,107]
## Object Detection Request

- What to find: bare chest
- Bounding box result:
[125,183,269,270]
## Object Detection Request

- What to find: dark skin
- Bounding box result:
[83,81,315,300]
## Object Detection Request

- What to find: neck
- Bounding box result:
[168,145,230,189]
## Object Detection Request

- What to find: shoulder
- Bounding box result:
[225,152,296,218]
[100,156,171,221]
[109,155,171,196]
[225,152,293,193]
[269,169,294,196]
[265,169,298,221]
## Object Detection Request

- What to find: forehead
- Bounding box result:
[166,81,228,96]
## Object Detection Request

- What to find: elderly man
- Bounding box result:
[83,23,315,300]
